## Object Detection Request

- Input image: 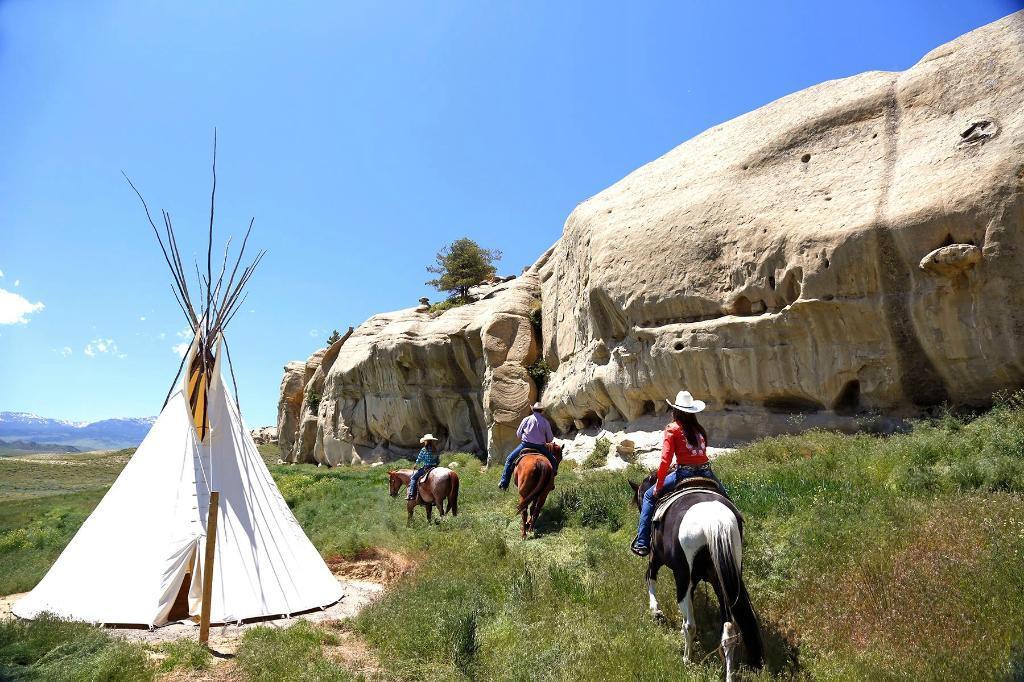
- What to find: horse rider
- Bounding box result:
[498,402,556,490]
[631,390,727,557]
[408,434,440,501]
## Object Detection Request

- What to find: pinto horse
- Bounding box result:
[514,442,562,538]
[388,467,459,525]
[630,474,762,681]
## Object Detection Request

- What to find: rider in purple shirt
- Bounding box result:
[498,403,556,490]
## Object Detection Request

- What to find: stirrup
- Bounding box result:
[630,536,651,557]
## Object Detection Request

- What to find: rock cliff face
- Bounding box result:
[538,11,1024,442]
[281,13,1024,461]
[278,274,542,465]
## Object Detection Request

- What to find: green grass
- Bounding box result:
[0,450,132,502]
[581,436,611,469]
[4,398,1024,680]
[0,614,153,681]
[155,638,212,673]
[236,620,356,681]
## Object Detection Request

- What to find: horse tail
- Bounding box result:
[515,461,550,514]
[449,472,460,516]
[707,505,763,669]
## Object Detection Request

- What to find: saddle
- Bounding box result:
[652,477,744,531]
[512,447,557,473]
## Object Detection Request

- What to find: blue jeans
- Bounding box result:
[408,466,430,500]
[499,441,552,487]
[635,466,724,548]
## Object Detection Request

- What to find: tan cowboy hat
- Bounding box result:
[419,433,439,444]
[666,390,706,413]
[532,402,544,411]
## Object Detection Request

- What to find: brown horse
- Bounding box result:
[514,442,562,538]
[388,467,460,525]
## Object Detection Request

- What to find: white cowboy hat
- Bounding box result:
[419,433,439,444]
[666,390,706,413]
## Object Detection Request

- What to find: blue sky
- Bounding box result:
[1,1,1019,427]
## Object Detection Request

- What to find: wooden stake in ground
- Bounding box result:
[199,490,220,644]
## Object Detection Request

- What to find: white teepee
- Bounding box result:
[15,143,342,626]
[13,338,343,626]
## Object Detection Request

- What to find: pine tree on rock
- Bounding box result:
[426,238,502,302]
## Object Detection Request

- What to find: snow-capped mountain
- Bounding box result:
[0,412,156,450]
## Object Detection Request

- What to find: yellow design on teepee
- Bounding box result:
[187,348,213,442]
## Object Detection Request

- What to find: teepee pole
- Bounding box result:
[198,490,220,645]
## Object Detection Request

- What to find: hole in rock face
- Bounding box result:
[764,396,825,414]
[780,269,803,305]
[731,296,752,316]
[872,133,878,139]
[940,233,955,248]
[801,154,811,163]
[673,340,685,351]
[823,257,830,269]
[833,380,861,415]
[580,412,602,430]
[642,400,656,416]
[768,275,776,289]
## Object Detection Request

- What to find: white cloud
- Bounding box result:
[157,332,167,340]
[0,269,4,277]
[84,338,119,358]
[139,316,146,321]
[309,328,320,338]
[14,280,19,287]
[0,288,44,324]
[171,326,194,356]
[61,346,72,357]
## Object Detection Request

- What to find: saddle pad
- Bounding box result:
[653,486,744,529]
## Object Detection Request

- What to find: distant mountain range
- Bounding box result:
[0,412,156,451]
[0,439,82,456]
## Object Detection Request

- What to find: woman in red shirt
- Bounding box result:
[631,390,725,556]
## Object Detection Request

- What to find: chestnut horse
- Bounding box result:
[513,442,562,538]
[388,467,459,524]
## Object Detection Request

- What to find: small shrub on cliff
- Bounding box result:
[426,237,502,302]
[306,388,322,411]
[526,357,551,395]
[326,329,342,346]
[427,298,465,315]
[582,437,611,470]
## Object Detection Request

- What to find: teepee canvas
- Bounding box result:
[14,145,342,627]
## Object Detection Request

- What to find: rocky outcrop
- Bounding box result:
[280,13,1024,460]
[250,426,278,445]
[539,12,1024,443]
[280,276,541,465]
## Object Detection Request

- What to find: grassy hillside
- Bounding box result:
[3,399,1024,679]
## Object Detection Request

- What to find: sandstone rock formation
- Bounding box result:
[250,426,278,445]
[280,13,1024,462]
[538,11,1024,442]
[279,276,541,465]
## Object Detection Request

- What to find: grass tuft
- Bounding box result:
[235,620,353,682]
[0,614,153,681]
